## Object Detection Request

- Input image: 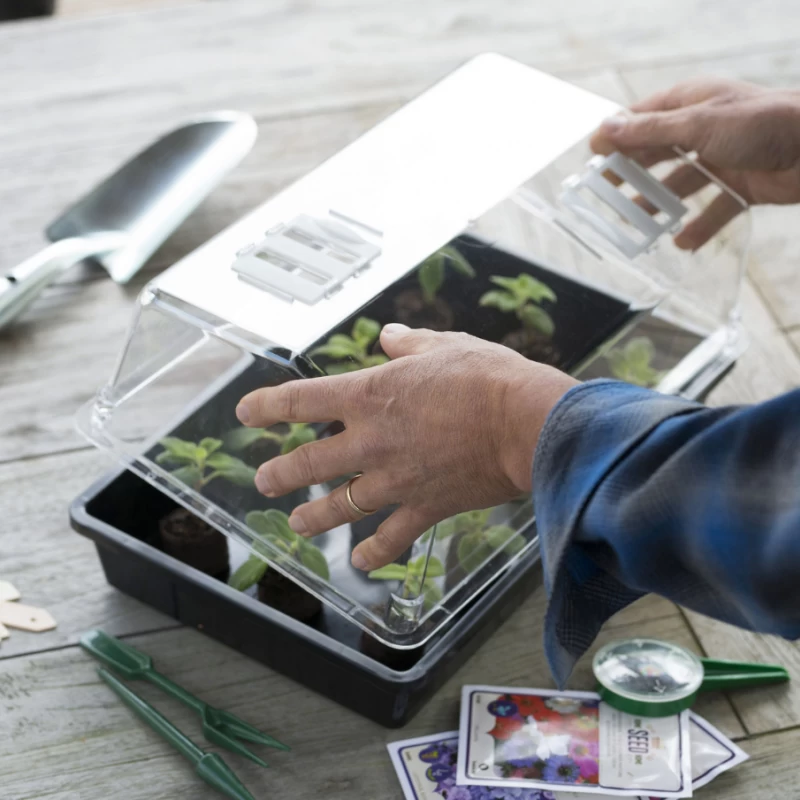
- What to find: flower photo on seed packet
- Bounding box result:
[416,737,556,800]
[486,694,600,786]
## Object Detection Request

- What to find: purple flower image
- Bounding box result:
[445,787,473,800]
[542,755,582,784]
[569,739,599,760]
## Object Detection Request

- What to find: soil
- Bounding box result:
[159,508,230,577]
[257,568,322,622]
[394,290,455,332]
[502,327,561,366]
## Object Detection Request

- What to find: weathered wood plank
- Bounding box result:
[684,611,800,737]
[1,0,799,173]
[58,0,193,17]
[0,448,174,659]
[0,590,742,800]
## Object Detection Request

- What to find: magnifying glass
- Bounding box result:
[592,638,790,718]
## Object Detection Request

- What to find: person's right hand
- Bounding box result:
[590,78,800,249]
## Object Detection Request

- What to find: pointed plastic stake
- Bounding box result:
[98,668,255,800]
[81,629,287,763]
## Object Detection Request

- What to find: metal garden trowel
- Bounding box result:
[0,111,257,330]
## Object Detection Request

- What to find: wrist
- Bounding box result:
[498,364,578,494]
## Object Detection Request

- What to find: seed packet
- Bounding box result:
[457,687,692,797]
[665,713,747,794]
[387,714,745,800]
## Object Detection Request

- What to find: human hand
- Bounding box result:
[235,324,577,571]
[590,78,800,248]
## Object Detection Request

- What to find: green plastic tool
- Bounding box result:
[81,630,288,766]
[593,638,790,717]
[98,667,256,800]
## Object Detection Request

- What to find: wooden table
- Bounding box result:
[2,3,800,798]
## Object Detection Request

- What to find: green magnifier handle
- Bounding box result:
[699,658,790,692]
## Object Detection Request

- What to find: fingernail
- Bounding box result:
[351,551,369,571]
[235,403,250,424]
[601,114,627,133]
[288,515,307,535]
[382,323,410,336]
[255,471,273,496]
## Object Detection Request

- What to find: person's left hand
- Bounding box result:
[235,324,577,570]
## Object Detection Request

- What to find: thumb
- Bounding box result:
[598,108,701,153]
[380,323,440,359]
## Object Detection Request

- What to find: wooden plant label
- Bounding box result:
[0,581,20,602]
[0,601,56,632]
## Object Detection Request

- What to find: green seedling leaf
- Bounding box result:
[483,525,525,558]
[169,465,204,487]
[280,423,318,455]
[362,354,389,368]
[159,437,203,462]
[457,532,493,574]
[198,437,223,456]
[368,564,409,581]
[155,450,194,467]
[206,453,257,487]
[246,509,296,545]
[479,289,520,313]
[440,246,476,278]
[422,578,443,608]
[419,253,445,304]
[516,273,557,303]
[224,426,270,452]
[352,316,381,346]
[518,304,555,336]
[607,336,665,387]
[310,334,363,359]
[298,544,330,580]
[228,554,269,591]
[323,361,362,375]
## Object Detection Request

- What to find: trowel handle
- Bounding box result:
[0,233,124,330]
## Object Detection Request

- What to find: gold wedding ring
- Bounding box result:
[345,474,377,519]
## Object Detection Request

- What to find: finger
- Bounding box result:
[633,161,711,214]
[677,192,744,250]
[595,108,706,155]
[288,473,395,536]
[380,323,441,359]
[254,433,361,498]
[351,506,441,571]
[630,78,737,113]
[237,375,348,428]
[675,192,744,250]
[659,162,712,200]
[592,145,682,182]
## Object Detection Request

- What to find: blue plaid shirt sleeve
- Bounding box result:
[533,379,800,688]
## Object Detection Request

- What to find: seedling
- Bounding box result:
[606,336,666,388]
[368,555,445,610]
[229,509,330,591]
[156,437,257,491]
[310,316,389,375]
[479,273,557,336]
[417,246,475,304]
[224,421,318,454]
[431,508,524,574]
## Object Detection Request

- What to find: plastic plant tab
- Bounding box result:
[593,638,790,717]
[97,667,256,800]
[81,630,287,764]
[77,54,750,649]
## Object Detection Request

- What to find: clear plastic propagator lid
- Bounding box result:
[78,54,750,647]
